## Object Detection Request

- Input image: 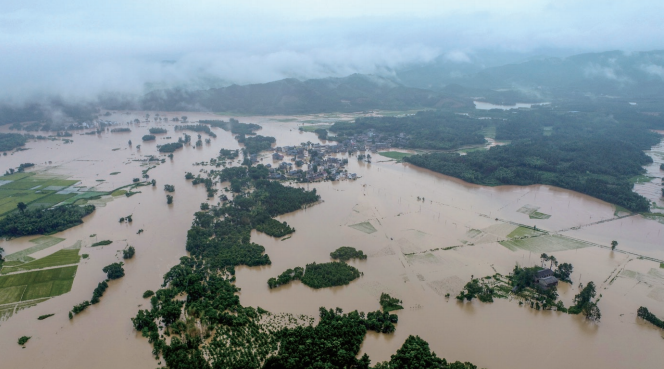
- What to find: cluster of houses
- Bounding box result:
[263,143,359,182]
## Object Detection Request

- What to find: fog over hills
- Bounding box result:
[397,50,664,99]
[3,1,664,122]
[4,48,664,124]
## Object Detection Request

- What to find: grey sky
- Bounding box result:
[2,0,663,101]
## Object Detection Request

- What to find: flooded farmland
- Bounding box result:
[0,111,663,369]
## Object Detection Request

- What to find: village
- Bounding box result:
[263,141,360,182]
[261,128,411,182]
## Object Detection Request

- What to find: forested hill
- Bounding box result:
[401,108,661,212]
[140,74,471,114]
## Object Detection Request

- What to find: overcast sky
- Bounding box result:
[2,0,663,101]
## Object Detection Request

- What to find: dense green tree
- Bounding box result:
[300,261,361,289]
[16,202,27,213]
[103,262,125,280]
[159,142,184,153]
[637,306,664,329]
[330,246,367,261]
[123,246,135,259]
[0,204,95,238]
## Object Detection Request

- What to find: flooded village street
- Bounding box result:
[0,111,663,369]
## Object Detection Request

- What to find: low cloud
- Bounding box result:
[641,64,664,79]
[583,63,632,83]
[1,1,664,102]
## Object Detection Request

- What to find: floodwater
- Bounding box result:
[474,101,550,110]
[0,111,663,369]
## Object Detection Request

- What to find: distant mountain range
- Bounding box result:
[4,49,664,124]
[137,49,664,113]
[138,74,470,114]
[396,50,664,101]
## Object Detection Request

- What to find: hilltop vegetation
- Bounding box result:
[331,110,486,150]
[404,108,660,212]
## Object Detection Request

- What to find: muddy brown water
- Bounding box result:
[0,112,662,369]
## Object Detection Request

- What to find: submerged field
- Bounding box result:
[0,173,84,216]
[0,111,662,369]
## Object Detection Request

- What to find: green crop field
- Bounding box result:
[378,151,413,161]
[0,174,82,216]
[499,235,590,253]
[1,249,80,274]
[0,266,77,305]
[299,124,331,132]
[0,173,34,181]
[0,285,26,305]
[4,236,65,262]
[23,281,54,300]
[505,226,544,238]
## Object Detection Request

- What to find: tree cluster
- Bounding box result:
[374,335,478,369]
[637,306,664,329]
[379,293,404,312]
[103,262,125,280]
[569,281,601,321]
[300,261,361,289]
[0,204,95,237]
[404,110,660,212]
[201,119,261,135]
[330,246,367,261]
[91,281,108,304]
[0,133,28,151]
[110,128,131,133]
[237,135,276,155]
[174,124,217,138]
[123,246,135,259]
[330,110,486,150]
[158,142,184,153]
[267,267,304,289]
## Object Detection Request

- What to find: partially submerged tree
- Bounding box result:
[102,262,125,280]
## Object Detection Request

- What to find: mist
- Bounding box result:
[2,0,664,102]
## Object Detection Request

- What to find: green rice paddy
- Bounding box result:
[0,173,83,216]
[529,211,551,220]
[0,266,77,305]
[499,235,590,253]
[378,151,413,161]
[506,226,544,238]
[1,248,80,274]
[299,124,332,132]
[4,236,65,262]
